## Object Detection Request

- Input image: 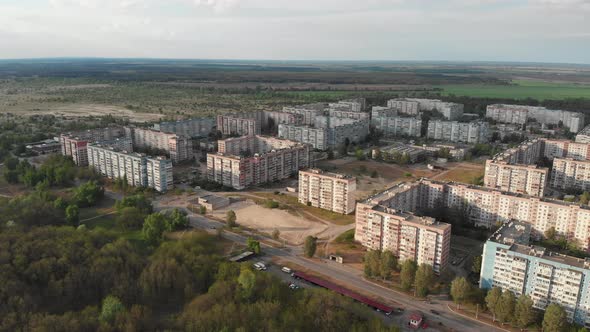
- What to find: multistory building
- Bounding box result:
[484,160,548,197]
[427,120,489,144]
[216,114,261,136]
[387,98,463,120]
[153,118,215,137]
[575,125,590,144]
[59,127,127,166]
[486,104,585,133]
[298,169,356,214]
[480,221,590,327]
[551,158,590,192]
[125,127,193,163]
[282,103,326,125]
[328,98,365,112]
[373,116,422,138]
[87,143,173,192]
[207,136,310,190]
[278,117,369,150]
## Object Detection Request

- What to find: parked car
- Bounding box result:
[281,266,293,274]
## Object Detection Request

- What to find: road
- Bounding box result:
[180,207,500,332]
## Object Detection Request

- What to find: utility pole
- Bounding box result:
[475,303,479,319]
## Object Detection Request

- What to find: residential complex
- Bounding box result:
[59,127,128,166]
[426,120,489,144]
[486,104,585,133]
[373,116,422,138]
[216,114,261,136]
[153,118,215,137]
[278,117,369,150]
[298,169,356,214]
[576,124,590,143]
[371,106,399,121]
[387,98,464,120]
[551,158,590,192]
[126,127,193,163]
[282,103,326,125]
[87,143,173,192]
[207,135,310,190]
[480,221,590,327]
[483,160,548,197]
[355,183,452,273]
[328,98,365,112]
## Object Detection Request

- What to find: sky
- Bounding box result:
[1,0,590,63]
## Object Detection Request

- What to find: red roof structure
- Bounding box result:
[293,271,393,313]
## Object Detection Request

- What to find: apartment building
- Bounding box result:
[278,117,369,150]
[373,116,422,138]
[277,125,328,150]
[87,143,173,192]
[480,221,590,327]
[328,108,370,121]
[386,99,420,116]
[387,98,464,120]
[575,125,590,144]
[328,98,365,112]
[355,183,451,273]
[427,120,489,144]
[216,114,261,136]
[207,136,310,190]
[551,158,590,192]
[298,169,356,214]
[371,106,398,122]
[125,127,193,163]
[59,127,127,166]
[486,104,585,133]
[153,118,215,137]
[484,160,548,197]
[282,103,326,125]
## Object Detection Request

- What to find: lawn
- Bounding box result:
[438,80,590,100]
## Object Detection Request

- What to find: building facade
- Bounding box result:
[427,120,489,144]
[484,160,548,197]
[282,103,326,125]
[87,144,173,192]
[278,117,369,150]
[551,158,590,192]
[373,116,422,138]
[60,127,128,166]
[480,221,590,327]
[486,104,585,133]
[153,118,215,137]
[387,98,463,120]
[298,169,356,214]
[216,114,261,136]
[207,136,310,190]
[576,125,590,144]
[125,127,193,163]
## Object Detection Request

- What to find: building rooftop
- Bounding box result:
[300,168,354,181]
[488,220,531,246]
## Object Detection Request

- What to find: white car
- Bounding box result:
[281,266,292,274]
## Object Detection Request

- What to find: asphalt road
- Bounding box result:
[182,210,500,332]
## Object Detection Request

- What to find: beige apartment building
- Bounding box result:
[298,169,356,214]
[484,160,548,197]
[551,158,590,192]
[486,104,585,133]
[125,127,193,163]
[216,114,261,136]
[60,127,128,166]
[207,136,310,190]
[355,183,451,274]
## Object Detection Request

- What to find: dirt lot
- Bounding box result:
[3,103,163,122]
[431,161,485,183]
[212,200,327,245]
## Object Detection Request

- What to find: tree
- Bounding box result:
[303,236,317,258]
[53,197,67,211]
[363,250,381,278]
[496,290,515,325]
[514,294,536,329]
[379,250,397,280]
[272,229,280,241]
[485,287,503,322]
[73,180,104,207]
[199,205,207,215]
[65,204,79,226]
[100,295,125,323]
[246,237,261,254]
[400,260,417,291]
[226,210,237,227]
[450,277,471,309]
[115,194,153,215]
[142,213,167,245]
[545,226,557,240]
[166,208,188,231]
[116,207,145,230]
[355,148,366,161]
[414,264,434,297]
[237,265,256,300]
[543,303,567,332]
[579,192,590,205]
[472,255,482,275]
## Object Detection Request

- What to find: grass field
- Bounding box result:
[439,80,590,100]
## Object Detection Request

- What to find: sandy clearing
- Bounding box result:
[10,103,163,122]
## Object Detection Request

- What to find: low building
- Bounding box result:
[207,136,310,190]
[480,221,590,327]
[298,169,356,214]
[410,144,469,161]
[377,145,427,163]
[26,139,61,155]
[197,194,230,211]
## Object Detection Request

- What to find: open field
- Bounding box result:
[439,80,590,100]
[431,162,485,184]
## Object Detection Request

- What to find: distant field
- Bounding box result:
[439,80,590,100]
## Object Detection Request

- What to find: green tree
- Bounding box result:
[485,287,503,322]
[414,263,434,297]
[226,210,237,227]
[303,236,317,258]
[116,206,145,230]
[472,255,482,275]
[543,303,567,332]
[579,191,590,205]
[142,213,167,245]
[199,205,207,215]
[65,204,79,226]
[99,295,125,323]
[514,294,536,329]
[115,194,153,215]
[272,229,280,240]
[363,250,381,278]
[450,277,471,309]
[166,208,188,231]
[496,290,515,325]
[379,250,397,280]
[53,197,67,211]
[237,265,256,300]
[400,260,417,291]
[355,148,366,161]
[246,237,261,254]
[73,180,104,207]
[545,226,557,240]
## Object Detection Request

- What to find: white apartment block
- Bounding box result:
[551,158,590,192]
[484,160,548,197]
[282,103,326,125]
[278,117,369,150]
[427,120,489,144]
[575,125,590,144]
[373,116,422,138]
[125,127,193,163]
[60,127,128,166]
[388,98,463,120]
[277,125,328,150]
[387,99,420,116]
[216,114,261,136]
[87,144,173,192]
[355,183,451,273]
[371,106,398,122]
[486,104,585,133]
[480,222,590,327]
[153,118,215,137]
[328,109,370,121]
[298,169,356,214]
[207,136,310,190]
[328,98,365,112]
